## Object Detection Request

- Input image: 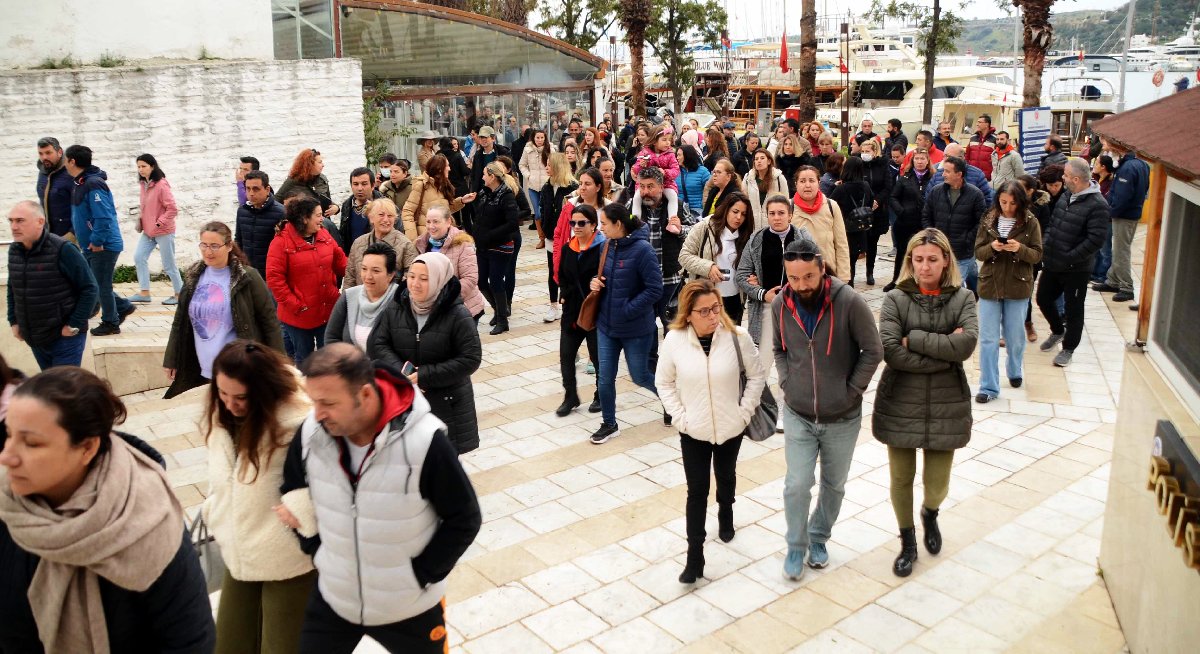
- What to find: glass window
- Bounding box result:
[1153,193,1200,395]
[272,0,334,60]
[858,81,912,101]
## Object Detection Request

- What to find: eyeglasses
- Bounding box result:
[783,251,820,262]
[691,304,723,318]
[198,243,228,251]
[570,220,591,227]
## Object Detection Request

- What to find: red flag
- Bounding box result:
[781,32,790,73]
[838,56,848,74]
[721,30,731,50]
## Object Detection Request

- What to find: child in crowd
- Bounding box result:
[631,123,681,232]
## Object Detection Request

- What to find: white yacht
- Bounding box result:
[1109,35,1167,71]
[1165,16,1200,71]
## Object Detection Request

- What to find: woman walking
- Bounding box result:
[276,148,337,218]
[552,168,609,288]
[369,252,483,454]
[676,145,711,214]
[858,140,894,286]
[266,197,348,365]
[819,153,844,196]
[589,204,663,445]
[520,129,553,227]
[678,192,754,323]
[473,162,521,335]
[743,149,788,231]
[401,154,475,241]
[658,280,765,584]
[874,228,978,577]
[204,340,316,654]
[830,156,875,286]
[790,166,851,281]
[701,158,742,218]
[730,133,760,178]
[326,242,401,349]
[128,154,184,305]
[702,127,730,171]
[0,367,215,652]
[343,198,417,289]
[163,221,283,399]
[974,182,1042,403]
[555,204,605,416]
[537,154,579,318]
[775,134,811,197]
[379,159,413,211]
[885,149,935,292]
[414,206,487,323]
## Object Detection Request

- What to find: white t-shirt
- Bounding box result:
[346,440,371,473]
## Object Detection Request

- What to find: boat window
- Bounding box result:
[857,80,912,100]
[923,85,964,99]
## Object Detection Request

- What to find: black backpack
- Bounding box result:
[845,190,873,233]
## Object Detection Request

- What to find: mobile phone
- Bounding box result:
[401,361,417,376]
[719,268,732,282]
[998,236,1008,244]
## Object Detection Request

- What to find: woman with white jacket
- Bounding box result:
[742,149,789,232]
[519,129,554,223]
[657,280,766,585]
[202,339,315,654]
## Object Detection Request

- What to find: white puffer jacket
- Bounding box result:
[519,142,553,192]
[202,394,315,582]
[743,168,789,232]
[657,324,767,444]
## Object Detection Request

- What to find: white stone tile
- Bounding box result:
[690,540,752,579]
[627,558,697,604]
[522,600,609,649]
[1025,551,1101,593]
[913,616,1008,653]
[1005,400,1056,417]
[474,516,537,551]
[549,466,612,493]
[575,544,652,584]
[1014,505,1089,540]
[638,460,687,489]
[559,642,604,654]
[600,475,664,504]
[876,580,964,628]
[620,526,689,563]
[1025,423,1084,447]
[521,561,603,605]
[1066,475,1110,502]
[998,434,1059,459]
[451,583,549,640]
[693,572,780,618]
[722,523,784,561]
[951,540,1029,579]
[828,518,894,554]
[590,617,683,653]
[972,418,1028,439]
[955,594,1043,641]
[587,453,650,478]
[988,572,1076,616]
[983,521,1060,557]
[834,603,924,652]
[789,628,876,654]
[557,486,625,519]
[478,492,526,521]
[512,500,583,534]
[841,479,891,508]
[645,594,734,643]
[1045,417,1102,435]
[577,580,662,627]
[1041,490,1106,521]
[1055,531,1102,564]
[624,441,680,467]
[504,435,558,459]
[506,478,570,508]
[1052,403,1101,422]
[971,446,1037,472]
[463,623,553,654]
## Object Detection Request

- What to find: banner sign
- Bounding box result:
[1018,106,1053,175]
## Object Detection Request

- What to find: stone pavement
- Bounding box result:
[117,227,1144,653]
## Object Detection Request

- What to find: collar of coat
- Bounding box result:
[184,255,249,289]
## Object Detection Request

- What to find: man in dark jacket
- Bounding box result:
[964,115,997,180]
[236,170,285,278]
[884,118,908,156]
[927,144,992,204]
[7,201,98,369]
[1092,144,1149,302]
[35,137,75,238]
[922,156,988,293]
[933,121,957,152]
[339,167,382,254]
[1037,158,1110,367]
[773,237,883,580]
[278,344,481,653]
[1039,135,1069,173]
[65,144,134,336]
[469,126,510,193]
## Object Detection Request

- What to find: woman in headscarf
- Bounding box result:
[326,241,401,350]
[369,252,483,454]
[414,204,487,326]
[0,367,215,653]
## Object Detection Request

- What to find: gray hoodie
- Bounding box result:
[771,276,883,422]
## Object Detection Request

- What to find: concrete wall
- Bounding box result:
[0,58,365,274]
[0,0,273,68]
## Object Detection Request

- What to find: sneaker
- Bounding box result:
[1112,291,1134,302]
[127,294,151,303]
[1130,304,1139,311]
[118,304,136,322]
[1091,282,1120,293]
[543,304,560,323]
[807,542,829,569]
[975,393,994,404]
[783,549,806,580]
[775,415,785,433]
[90,322,120,336]
[588,397,601,413]
[590,423,619,444]
[162,296,178,306]
[1039,333,1064,352]
[1053,350,1073,367]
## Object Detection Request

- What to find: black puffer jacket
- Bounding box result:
[888,169,934,233]
[235,197,286,278]
[368,277,483,454]
[860,155,894,235]
[472,184,520,251]
[921,182,988,261]
[438,146,472,198]
[0,433,216,654]
[1041,182,1110,273]
[539,181,578,238]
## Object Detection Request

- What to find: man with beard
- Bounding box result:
[35,137,75,238]
[772,237,883,580]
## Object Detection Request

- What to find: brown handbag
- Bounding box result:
[576,240,609,331]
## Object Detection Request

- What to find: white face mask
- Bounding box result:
[380,168,392,179]
[860,153,874,162]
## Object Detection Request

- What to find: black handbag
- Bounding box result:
[731,333,779,441]
[846,190,873,233]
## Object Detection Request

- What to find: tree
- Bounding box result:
[798,0,818,122]
[645,0,728,115]
[422,0,470,9]
[535,0,618,50]
[869,0,964,125]
[364,81,399,168]
[618,0,653,116]
[1013,0,1056,107]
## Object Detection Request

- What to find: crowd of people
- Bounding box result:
[0,111,1147,651]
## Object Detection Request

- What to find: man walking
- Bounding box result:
[235,170,286,278]
[1093,144,1149,303]
[65,144,134,336]
[774,238,883,579]
[629,167,689,382]
[884,118,908,155]
[1039,135,1068,173]
[1037,158,1109,367]
[7,201,98,369]
[278,343,481,653]
[469,126,510,193]
[990,131,1024,188]
[928,144,992,204]
[933,121,957,152]
[923,156,988,292]
[235,155,259,206]
[35,137,75,238]
[965,115,997,181]
[339,167,382,254]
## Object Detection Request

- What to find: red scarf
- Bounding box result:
[793,190,825,215]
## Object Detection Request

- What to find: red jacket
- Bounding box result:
[266,222,348,329]
[966,128,997,180]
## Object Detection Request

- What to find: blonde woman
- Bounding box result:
[874,228,978,578]
[473,161,522,334]
[400,154,476,240]
[776,133,811,197]
[538,153,579,319]
[343,198,418,289]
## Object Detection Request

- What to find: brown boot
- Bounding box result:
[1025,321,1037,342]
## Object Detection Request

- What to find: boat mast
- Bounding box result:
[1118,0,1138,112]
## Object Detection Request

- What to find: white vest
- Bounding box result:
[301,391,446,626]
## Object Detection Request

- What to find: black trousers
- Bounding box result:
[1036,270,1089,351]
[722,294,744,325]
[680,433,743,564]
[299,590,446,654]
[560,320,598,398]
[890,223,919,283]
[545,251,560,303]
[848,230,879,280]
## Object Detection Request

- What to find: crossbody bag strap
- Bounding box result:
[731,330,747,394]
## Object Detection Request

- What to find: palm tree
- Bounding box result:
[798,0,817,121]
[422,0,470,9]
[1014,0,1056,107]
[619,0,653,116]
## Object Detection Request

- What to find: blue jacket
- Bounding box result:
[597,224,664,339]
[677,165,711,210]
[1108,153,1150,220]
[36,161,75,237]
[71,166,124,252]
[926,162,993,205]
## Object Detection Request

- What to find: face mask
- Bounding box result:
[380,168,391,179]
[860,153,874,162]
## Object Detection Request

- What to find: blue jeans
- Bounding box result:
[957,257,978,294]
[782,405,861,551]
[527,188,542,221]
[597,330,657,425]
[133,233,184,294]
[281,323,325,366]
[1092,219,1113,283]
[978,298,1028,397]
[84,249,134,326]
[29,331,88,370]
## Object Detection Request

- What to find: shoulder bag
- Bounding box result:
[731,332,779,441]
[576,240,609,331]
[188,512,226,594]
[845,189,874,233]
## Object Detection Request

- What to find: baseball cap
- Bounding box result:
[478,126,496,137]
[723,122,735,130]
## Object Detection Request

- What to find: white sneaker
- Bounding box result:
[544,304,560,323]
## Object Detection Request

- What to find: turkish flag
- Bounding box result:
[781,32,789,73]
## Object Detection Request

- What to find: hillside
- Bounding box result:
[954,0,1198,55]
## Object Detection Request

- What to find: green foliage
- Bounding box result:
[645,0,729,114]
[364,80,399,169]
[98,52,126,68]
[535,0,618,50]
[34,56,77,70]
[112,266,169,284]
[868,1,965,58]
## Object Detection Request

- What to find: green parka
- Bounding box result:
[872,279,979,450]
[974,209,1043,300]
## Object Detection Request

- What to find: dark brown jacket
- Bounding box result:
[974,209,1043,300]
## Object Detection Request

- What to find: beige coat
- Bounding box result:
[343,229,419,289]
[401,174,465,240]
[791,198,852,281]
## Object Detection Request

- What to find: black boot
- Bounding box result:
[555,394,581,417]
[588,393,601,413]
[893,527,918,577]
[489,293,510,335]
[679,547,704,584]
[920,506,942,555]
[718,504,735,543]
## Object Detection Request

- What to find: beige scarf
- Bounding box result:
[0,436,184,654]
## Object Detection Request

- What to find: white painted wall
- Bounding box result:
[0,59,365,274]
[0,0,273,68]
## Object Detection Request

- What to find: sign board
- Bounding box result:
[1018,106,1053,175]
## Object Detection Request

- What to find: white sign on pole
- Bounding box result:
[1018,106,1053,175]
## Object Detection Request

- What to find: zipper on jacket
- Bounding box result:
[705,339,717,439]
[809,340,820,423]
[352,492,365,624]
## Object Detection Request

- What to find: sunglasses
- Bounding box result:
[570,220,591,227]
[783,251,820,262]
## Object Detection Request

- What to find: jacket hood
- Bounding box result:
[570,231,606,252]
[184,255,250,288]
[1070,180,1103,201]
[994,143,1015,157]
[448,228,474,248]
[1032,190,1051,206]
[78,165,107,181]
